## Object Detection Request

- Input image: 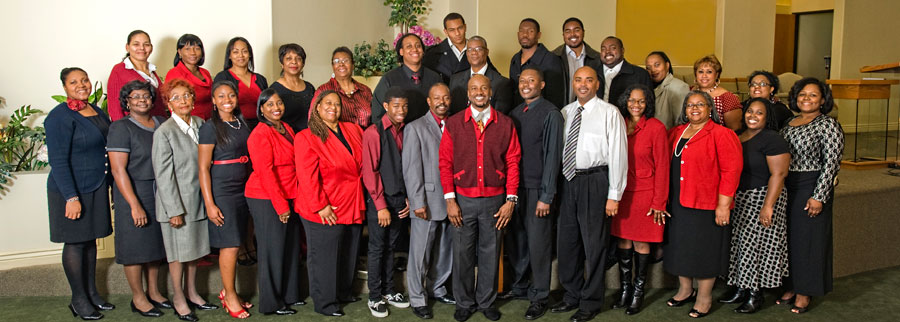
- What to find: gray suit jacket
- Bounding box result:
[402,112,447,221]
[152,116,206,222]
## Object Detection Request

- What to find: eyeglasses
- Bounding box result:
[128,95,152,101]
[627,99,646,105]
[469,47,486,53]
[749,82,771,88]
[332,58,351,65]
[686,103,708,109]
[168,93,194,102]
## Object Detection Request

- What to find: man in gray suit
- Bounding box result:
[403,83,457,319]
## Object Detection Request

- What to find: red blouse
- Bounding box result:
[232,70,263,120]
[294,122,366,225]
[713,91,742,121]
[667,121,743,210]
[625,116,670,210]
[244,122,298,215]
[106,61,168,121]
[165,62,213,120]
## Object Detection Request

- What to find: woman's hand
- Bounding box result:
[759,205,774,227]
[377,208,391,227]
[65,199,82,220]
[805,198,823,217]
[131,205,149,227]
[278,211,291,224]
[397,199,410,219]
[715,205,730,226]
[318,205,337,226]
[206,205,225,227]
[648,208,670,225]
[169,215,185,228]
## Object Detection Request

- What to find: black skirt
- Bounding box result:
[785,171,833,296]
[112,179,166,265]
[48,187,112,243]
[207,163,250,248]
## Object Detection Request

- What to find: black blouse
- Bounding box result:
[738,129,790,191]
[271,81,314,133]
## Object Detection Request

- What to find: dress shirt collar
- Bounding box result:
[172,115,199,144]
[380,114,404,132]
[603,60,623,75]
[430,110,445,129]
[329,76,360,96]
[566,45,585,60]
[573,96,603,113]
[470,63,488,77]
[123,57,158,87]
[448,38,467,61]
[401,64,421,79]
[466,105,493,125]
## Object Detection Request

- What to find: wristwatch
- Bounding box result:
[506,195,518,205]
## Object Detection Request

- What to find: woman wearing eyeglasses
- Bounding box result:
[744,71,794,130]
[314,47,374,129]
[663,90,742,318]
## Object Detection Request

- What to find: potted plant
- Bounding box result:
[0,104,47,192]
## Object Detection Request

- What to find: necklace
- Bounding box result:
[224,119,241,130]
[674,123,705,157]
[705,83,719,93]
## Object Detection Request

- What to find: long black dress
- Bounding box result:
[199,119,252,248]
[107,116,167,264]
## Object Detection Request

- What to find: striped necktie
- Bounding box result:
[562,106,584,181]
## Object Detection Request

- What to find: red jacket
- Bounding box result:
[668,121,742,210]
[106,61,168,121]
[440,107,521,198]
[164,62,213,120]
[626,116,670,210]
[244,122,298,215]
[294,122,366,225]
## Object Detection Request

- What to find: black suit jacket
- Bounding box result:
[371,65,442,124]
[448,65,514,115]
[509,43,565,109]
[600,59,652,104]
[551,43,603,104]
[423,39,470,84]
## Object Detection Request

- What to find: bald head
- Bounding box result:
[573,66,600,104]
[467,74,492,110]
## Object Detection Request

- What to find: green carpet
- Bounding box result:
[4,266,900,321]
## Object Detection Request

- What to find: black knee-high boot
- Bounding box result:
[611,248,634,309]
[625,253,650,315]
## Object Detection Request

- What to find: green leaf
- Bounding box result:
[51,95,67,103]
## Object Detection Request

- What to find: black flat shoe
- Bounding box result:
[688,308,708,318]
[69,304,104,320]
[433,295,456,305]
[188,300,219,310]
[93,302,115,311]
[148,298,173,309]
[550,301,579,313]
[176,311,198,322]
[131,301,163,317]
[667,289,697,307]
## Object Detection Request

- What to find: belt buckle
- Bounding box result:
[239,156,249,163]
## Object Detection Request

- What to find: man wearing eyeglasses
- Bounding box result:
[448,36,513,115]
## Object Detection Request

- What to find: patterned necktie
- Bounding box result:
[562,106,584,181]
[412,72,420,85]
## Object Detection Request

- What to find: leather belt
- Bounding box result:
[212,156,249,165]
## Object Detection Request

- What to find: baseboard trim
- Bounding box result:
[0,248,62,271]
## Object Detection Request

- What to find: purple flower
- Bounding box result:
[393,26,442,47]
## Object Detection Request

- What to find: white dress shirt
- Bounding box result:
[469,64,488,77]
[448,39,467,62]
[123,57,159,87]
[172,115,199,144]
[565,45,586,102]
[601,60,623,102]
[561,96,628,200]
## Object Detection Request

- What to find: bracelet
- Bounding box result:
[66,196,80,203]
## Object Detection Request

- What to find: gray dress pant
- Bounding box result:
[406,216,453,307]
[452,194,505,311]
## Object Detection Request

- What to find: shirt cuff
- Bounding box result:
[607,189,624,201]
[444,192,456,199]
[506,194,517,200]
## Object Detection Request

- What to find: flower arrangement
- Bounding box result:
[393,25,442,47]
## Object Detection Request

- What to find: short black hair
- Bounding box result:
[604,36,624,50]
[678,90,723,125]
[123,30,149,59]
[741,97,780,132]
[59,67,86,85]
[747,70,780,96]
[519,66,544,82]
[332,46,354,64]
[520,18,540,32]
[395,33,424,63]
[256,88,280,128]
[224,37,255,72]
[384,87,409,104]
[562,17,583,30]
[647,51,674,75]
[119,80,155,113]
[173,34,205,67]
[278,43,307,76]
[616,84,656,119]
[789,77,834,115]
[443,12,465,29]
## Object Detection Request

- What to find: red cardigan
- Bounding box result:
[106,61,168,121]
[164,62,213,120]
[626,116,670,210]
[294,122,366,225]
[244,122,298,215]
[667,121,742,210]
[439,107,521,198]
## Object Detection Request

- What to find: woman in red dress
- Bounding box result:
[610,84,669,315]
[165,34,213,120]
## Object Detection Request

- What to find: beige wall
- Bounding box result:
[616,0,717,67]
[792,0,835,12]
[715,0,776,78]
[476,0,617,78]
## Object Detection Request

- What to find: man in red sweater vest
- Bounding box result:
[439,75,521,322]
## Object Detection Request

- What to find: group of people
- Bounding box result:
[46,12,843,322]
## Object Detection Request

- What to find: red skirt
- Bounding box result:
[611,189,664,242]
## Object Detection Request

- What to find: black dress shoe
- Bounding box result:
[188,300,219,310]
[264,306,297,315]
[148,298,173,309]
[718,287,748,304]
[69,304,104,320]
[667,289,697,307]
[497,290,528,300]
[482,307,501,321]
[176,311,198,322]
[131,301,163,317]
[93,302,115,311]
[454,308,475,322]
[412,306,434,319]
[570,309,598,322]
[550,301,578,313]
[433,294,456,305]
[734,289,764,314]
[289,300,307,306]
[524,302,547,320]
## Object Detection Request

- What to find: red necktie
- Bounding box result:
[412,72,421,85]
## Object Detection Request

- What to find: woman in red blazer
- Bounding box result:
[295,90,365,317]
[107,30,168,121]
[165,34,213,120]
[663,90,742,318]
[244,88,303,315]
[610,84,670,315]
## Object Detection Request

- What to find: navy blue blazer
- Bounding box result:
[45,103,111,199]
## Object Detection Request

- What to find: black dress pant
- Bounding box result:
[505,187,554,303]
[304,217,362,315]
[366,194,404,300]
[557,168,611,313]
[246,198,302,314]
[452,194,505,311]
[784,171,833,296]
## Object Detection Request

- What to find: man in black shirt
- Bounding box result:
[509,18,565,109]
[423,13,470,84]
[372,33,442,124]
[597,36,652,104]
[449,36,513,115]
[551,17,603,105]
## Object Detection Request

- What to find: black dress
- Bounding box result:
[199,118,252,248]
[271,81,314,133]
[664,138,731,278]
[107,116,167,265]
[47,115,112,243]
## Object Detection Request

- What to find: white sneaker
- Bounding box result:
[383,292,410,308]
[368,299,389,318]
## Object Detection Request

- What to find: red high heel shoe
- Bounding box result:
[222,298,250,319]
[219,290,253,309]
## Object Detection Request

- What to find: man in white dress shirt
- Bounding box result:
[550,66,627,322]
